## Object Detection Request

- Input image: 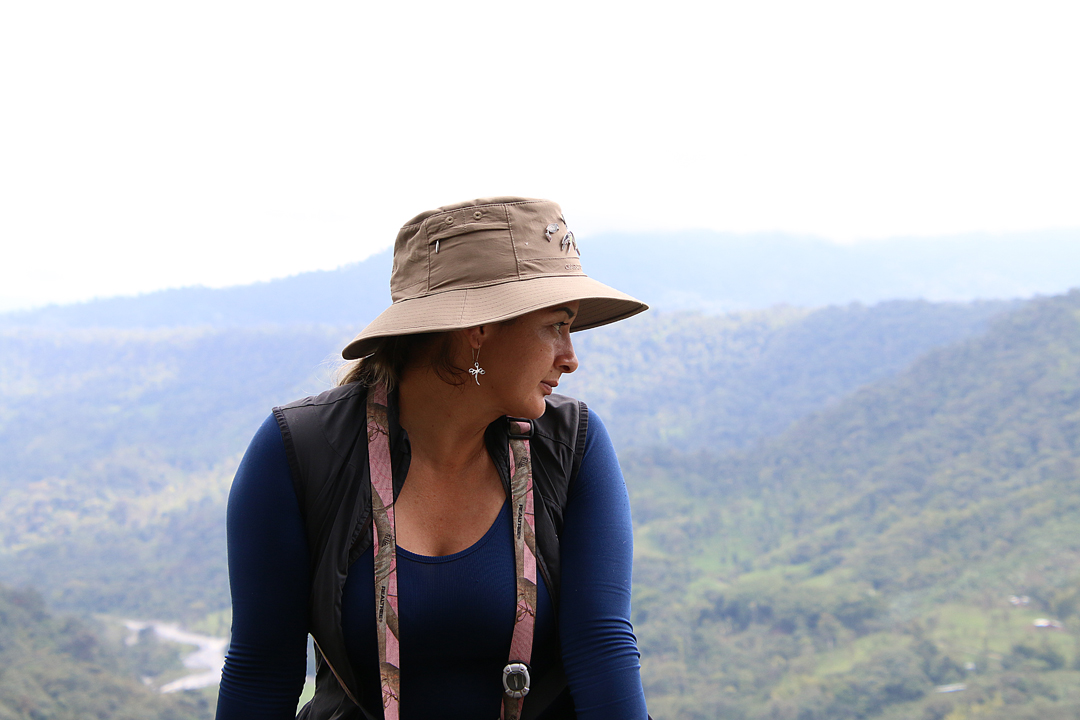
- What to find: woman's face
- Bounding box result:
[476,301,581,419]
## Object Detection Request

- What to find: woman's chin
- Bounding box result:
[514,397,548,421]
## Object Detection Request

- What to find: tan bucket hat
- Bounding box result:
[342,197,648,360]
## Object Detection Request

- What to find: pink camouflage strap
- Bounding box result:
[366,385,538,720]
[503,420,538,720]
[367,384,401,719]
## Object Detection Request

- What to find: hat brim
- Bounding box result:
[342,275,647,360]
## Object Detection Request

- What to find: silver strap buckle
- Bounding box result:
[502,662,531,699]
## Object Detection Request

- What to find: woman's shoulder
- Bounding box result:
[276,381,367,413]
[533,393,587,442]
[534,394,614,453]
[274,383,371,454]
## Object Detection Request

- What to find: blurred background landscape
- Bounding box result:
[3,230,1080,719]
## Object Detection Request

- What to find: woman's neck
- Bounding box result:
[396,368,497,474]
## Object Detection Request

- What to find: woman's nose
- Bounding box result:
[558,336,579,374]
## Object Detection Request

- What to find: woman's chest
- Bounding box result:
[392,455,508,557]
[340,502,558,718]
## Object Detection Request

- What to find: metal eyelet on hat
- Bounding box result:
[445,216,454,224]
[473,210,483,219]
[502,662,531,698]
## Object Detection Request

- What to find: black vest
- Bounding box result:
[274,382,588,720]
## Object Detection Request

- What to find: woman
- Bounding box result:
[217,197,650,720]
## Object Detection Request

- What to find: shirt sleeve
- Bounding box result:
[558,408,649,719]
[216,414,310,720]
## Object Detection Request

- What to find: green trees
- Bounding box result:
[4,290,1080,717]
[623,291,1080,718]
[0,584,211,720]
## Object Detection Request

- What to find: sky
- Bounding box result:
[1,0,1078,311]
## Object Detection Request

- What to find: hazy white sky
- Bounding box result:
[1,0,1077,310]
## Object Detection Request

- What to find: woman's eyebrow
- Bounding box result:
[553,306,577,319]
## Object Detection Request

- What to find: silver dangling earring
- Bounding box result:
[468,347,486,385]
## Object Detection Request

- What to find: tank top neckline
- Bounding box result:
[395,499,510,565]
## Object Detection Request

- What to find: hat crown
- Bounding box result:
[390,197,583,302]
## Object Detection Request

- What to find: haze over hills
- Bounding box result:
[585,229,1080,312]
[3,228,1079,329]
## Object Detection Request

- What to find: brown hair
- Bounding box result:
[335,332,466,390]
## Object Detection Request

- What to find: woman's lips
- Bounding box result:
[541,380,558,395]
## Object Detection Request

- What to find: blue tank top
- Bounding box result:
[341,501,558,717]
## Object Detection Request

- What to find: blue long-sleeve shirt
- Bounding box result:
[217,407,647,719]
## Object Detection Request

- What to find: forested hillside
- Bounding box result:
[0,325,350,618]
[0,301,1003,621]
[560,299,1010,451]
[626,290,1080,719]
[2,291,1078,719]
[0,583,211,719]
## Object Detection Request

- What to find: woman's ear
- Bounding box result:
[462,325,488,351]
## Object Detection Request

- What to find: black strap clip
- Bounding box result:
[507,418,533,439]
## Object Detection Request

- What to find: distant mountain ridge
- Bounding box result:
[1,251,394,330]
[587,228,1080,312]
[3,229,1078,329]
